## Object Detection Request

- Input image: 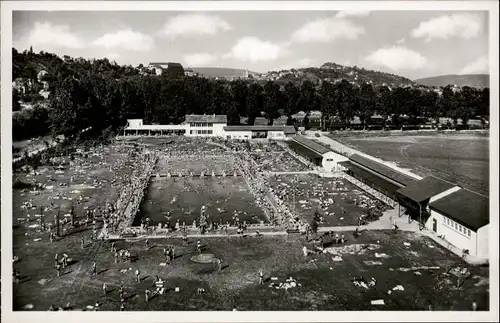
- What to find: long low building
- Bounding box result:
[123,116,296,139]
[223,125,296,140]
[289,135,348,171]
[339,153,419,204]
[338,155,490,260]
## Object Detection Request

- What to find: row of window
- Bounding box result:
[190,130,213,135]
[190,122,213,127]
[444,217,472,237]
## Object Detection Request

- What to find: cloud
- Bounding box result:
[183,53,217,66]
[291,17,365,43]
[410,13,483,42]
[225,37,288,62]
[161,13,231,38]
[92,29,154,51]
[396,38,405,44]
[335,10,371,18]
[365,46,429,71]
[460,55,488,74]
[19,21,84,49]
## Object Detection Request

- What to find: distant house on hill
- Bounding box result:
[148,62,185,78]
[184,68,198,77]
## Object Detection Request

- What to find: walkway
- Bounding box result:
[107,230,287,240]
[268,171,317,176]
[304,133,422,180]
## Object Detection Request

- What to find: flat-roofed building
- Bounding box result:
[223,125,295,140]
[184,114,228,137]
[290,135,348,171]
[427,188,489,260]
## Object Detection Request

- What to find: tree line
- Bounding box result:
[13,49,490,141]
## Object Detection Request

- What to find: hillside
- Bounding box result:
[264,62,416,87]
[190,67,258,78]
[415,74,489,88]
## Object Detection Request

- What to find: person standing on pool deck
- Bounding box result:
[92,262,97,276]
[102,282,108,296]
[259,270,264,284]
[135,269,140,282]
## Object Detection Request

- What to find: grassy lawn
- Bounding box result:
[13,230,489,311]
[268,174,388,227]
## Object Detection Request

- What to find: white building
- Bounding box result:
[184,114,227,137]
[396,176,489,261]
[122,116,297,139]
[223,125,296,140]
[427,188,489,260]
[289,135,348,171]
[124,115,227,137]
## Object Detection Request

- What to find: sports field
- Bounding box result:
[335,133,489,196]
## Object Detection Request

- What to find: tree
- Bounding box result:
[246,83,263,125]
[283,82,300,119]
[358,83,376,130]
[231,80,249,123]
[318,81,336,130]
[263,81,282,124]
[334,80,356,129]
[13,89,22,111]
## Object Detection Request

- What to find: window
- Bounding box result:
[467,229,471,237]
[190,130,194,134]
[459,226,462,233]
[208,130,213,134]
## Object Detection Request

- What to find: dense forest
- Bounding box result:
[13,48,490,141]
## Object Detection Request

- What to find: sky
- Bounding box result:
[12,10,490,80]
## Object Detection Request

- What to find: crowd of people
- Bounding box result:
[109,148,159,235]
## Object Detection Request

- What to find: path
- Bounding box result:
[305,133,422,180]
[268,171,317,175]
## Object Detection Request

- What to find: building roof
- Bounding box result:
[293,135,331,155]
[429,189,489,230]
[283,126,296,134]
[340,161,403,195]
[396,176,456,203]
[349,154,418,187]
[288,141,323,159]
[223,125,295,134]
[185,114,227,123]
